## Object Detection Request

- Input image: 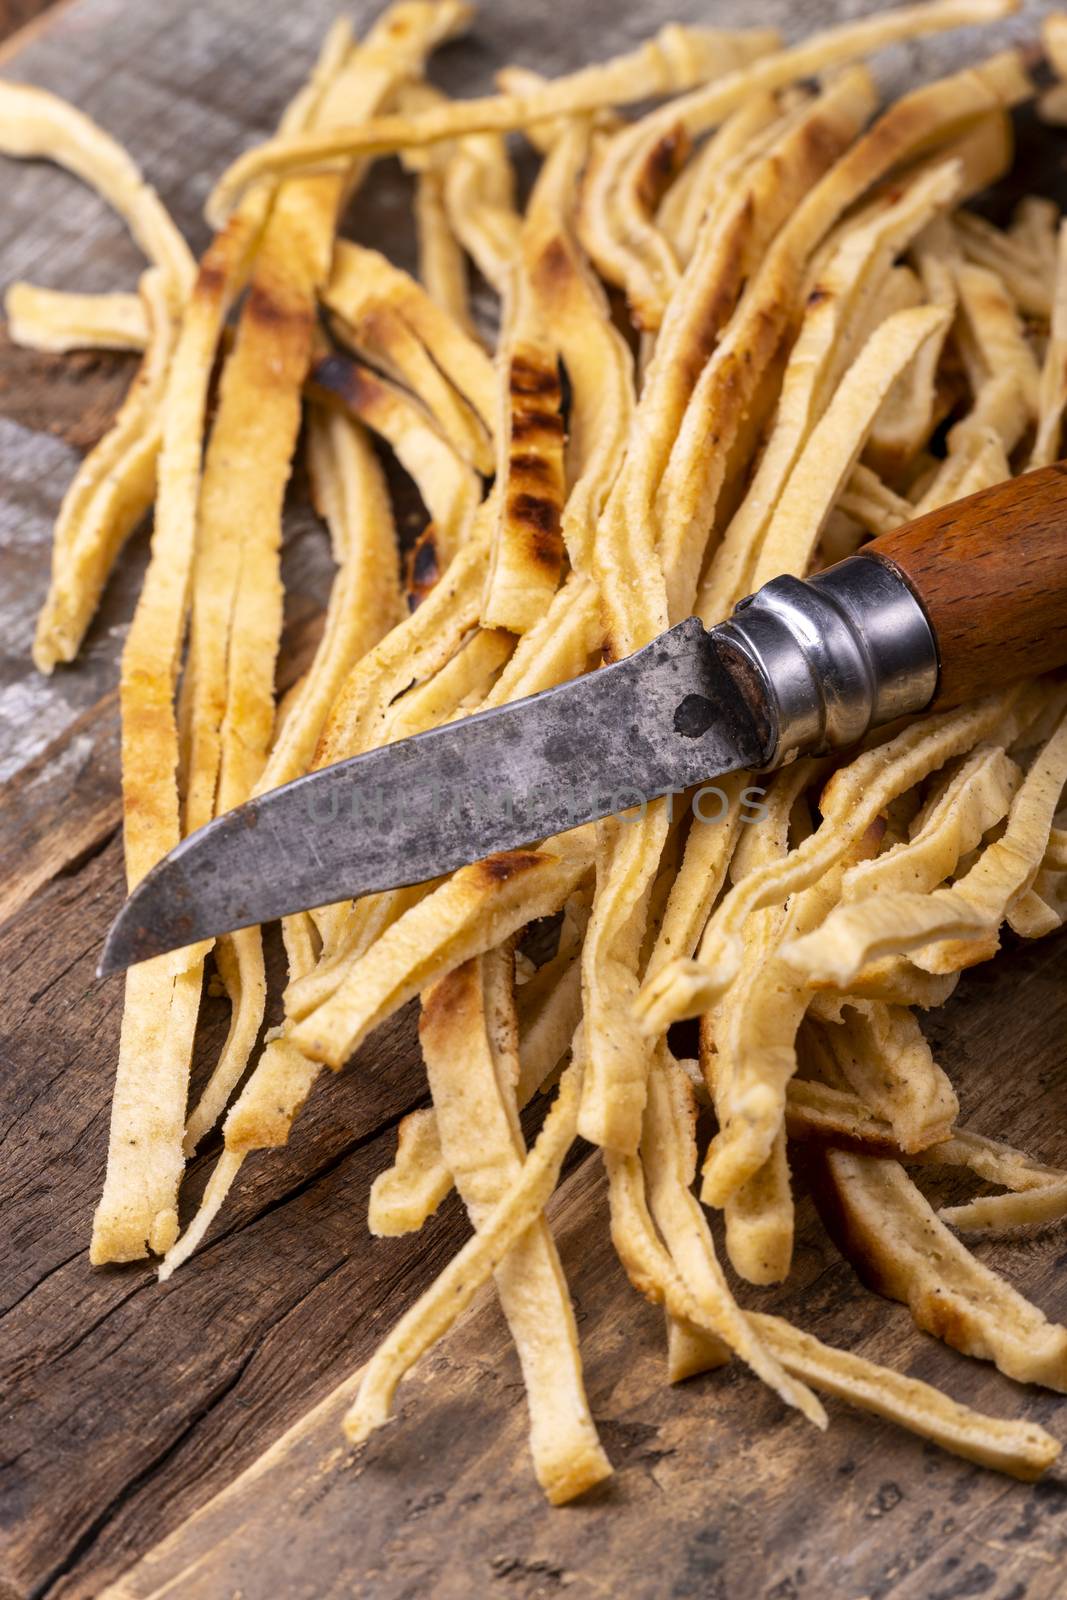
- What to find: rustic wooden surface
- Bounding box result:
[0,0,56,49]
[1,2,1066,1598]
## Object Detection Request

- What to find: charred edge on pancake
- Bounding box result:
[510,353,561,398]
[798,109,851,174]
[535,234,573,287]
[509,451,557,481]
[195,207,254,299]
[353,302,396,346]
[672,196,757,381]
[508,492,563,564]
[245,280,309,330]
[635,124,690,212]
[309,353,384,414]
[917,1288,975,1353]
[510,407,564,443]
[195,257,228,298]
[420,957,480,1033]
[405,526,440,610]
[474,850,547,885]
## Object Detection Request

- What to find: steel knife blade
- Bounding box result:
[99,614,771,975]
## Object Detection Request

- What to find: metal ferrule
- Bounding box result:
[715,553,939,768]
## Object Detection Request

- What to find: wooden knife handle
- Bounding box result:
[868,462,1067,710]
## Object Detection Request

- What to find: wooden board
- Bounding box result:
[1,1,1066,1597]
[0,0,57,52]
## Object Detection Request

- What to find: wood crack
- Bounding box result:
[6,1273,149,1389]
[50,820,123,889]
[177,1085,433,1269]
[0,1057,85,1149]
[32,1337,267,1600]
[26,936,103,1006]
[40,1255,360,1600]
[0,1242,84,1324]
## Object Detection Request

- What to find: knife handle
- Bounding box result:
[866,462,1067,709]
[717,462,1067,767]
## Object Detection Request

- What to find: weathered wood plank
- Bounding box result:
[0,688,119,924]
[0,0,62,52]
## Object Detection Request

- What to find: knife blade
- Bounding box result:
[99,615,769,975]
[99,462,1067,977]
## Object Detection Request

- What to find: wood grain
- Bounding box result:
[0,0,59,50]
[872,463,1067,708]
[0,1,1065,1597]
[0,687,119,925]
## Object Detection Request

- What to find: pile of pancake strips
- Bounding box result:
[5,0,1067,1502]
